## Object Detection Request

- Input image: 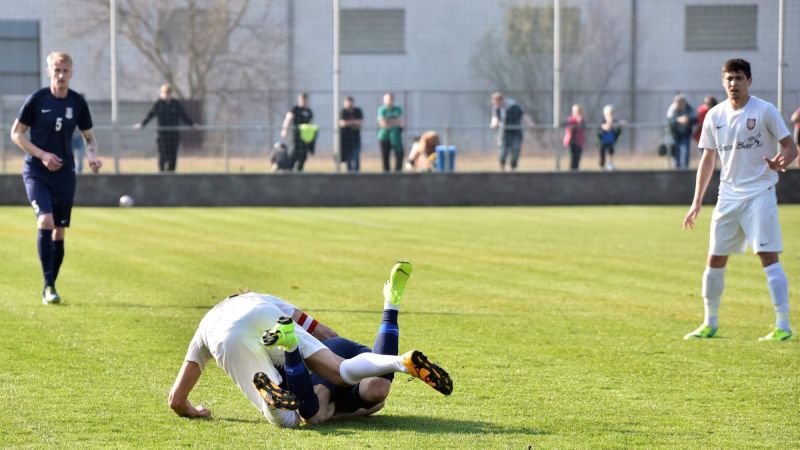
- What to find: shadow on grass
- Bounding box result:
[87,303,494,317]
[305,414,548,436]
[211,415,546,436]
[89,302,215,310]
[310,308,498,317]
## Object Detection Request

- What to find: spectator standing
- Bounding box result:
[281,93,314,172]
[693,96,718,157]
[490,92,534,171]
[597,105,622,171]
[339,96,363,172]
[791,106,800,147]
[377,92,404,172]
[563,104,585,171]
[133,83,196,172]
[666,94,697,169]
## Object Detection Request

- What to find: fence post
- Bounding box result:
[223,127,230,173]
[554,129,562,172]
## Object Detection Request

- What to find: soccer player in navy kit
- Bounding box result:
[9,52,103,304]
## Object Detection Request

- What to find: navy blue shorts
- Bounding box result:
[311,337,376,413]
[23,171,76,227]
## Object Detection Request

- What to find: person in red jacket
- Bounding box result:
[693,96,718,157]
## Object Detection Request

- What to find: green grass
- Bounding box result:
[1,206,799,448]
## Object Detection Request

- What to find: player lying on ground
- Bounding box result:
[254,261,451,425]
[168,262,452,427]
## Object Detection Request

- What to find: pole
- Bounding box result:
[332,0,342,172]
[553,0,562,171]
[629,0,637,154]
[777,0,785,116]
[110,0,120,173]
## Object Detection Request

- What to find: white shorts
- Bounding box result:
[213,324,326,426]
[709,187,783,256]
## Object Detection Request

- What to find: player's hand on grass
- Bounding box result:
[764,154,787,173]
[40,152,63,171]
[683,204,701,230]
[192,405,211,418]
[88,158,103,173]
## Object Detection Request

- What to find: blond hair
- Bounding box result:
[46,52,73,67]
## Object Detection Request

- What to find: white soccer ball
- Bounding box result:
[119,195,135,207]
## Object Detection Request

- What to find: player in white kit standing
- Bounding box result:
[683,58,798,341]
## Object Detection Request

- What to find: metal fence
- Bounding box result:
[1,121,696,174]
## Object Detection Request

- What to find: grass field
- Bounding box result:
[1,206,799,448]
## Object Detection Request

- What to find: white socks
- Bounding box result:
[339,353,408,385]
[764,263,791,331]
[702,266,725,329]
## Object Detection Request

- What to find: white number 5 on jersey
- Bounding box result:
[55,117,62,131]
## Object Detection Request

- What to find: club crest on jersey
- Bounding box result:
[746,118,756,130]
[65,107,73,119]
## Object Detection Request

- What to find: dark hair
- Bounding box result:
[344,95,354,102]
[299,92,308,99]
[722,59,751,79]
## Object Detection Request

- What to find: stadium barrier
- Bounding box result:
[1,171,799,207]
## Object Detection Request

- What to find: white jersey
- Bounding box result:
[699,95,791,201]
[183,292,326,426]
[185,292,298,371]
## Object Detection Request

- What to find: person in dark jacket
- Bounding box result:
[666,94,697,170]
[134,84,196,172]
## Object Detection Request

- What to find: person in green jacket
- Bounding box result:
[377,92,405,172]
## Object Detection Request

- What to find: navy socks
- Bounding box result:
[283,348,320,420]
[53,240,65,283]
[373,309,399,381]
[37,230,55,288]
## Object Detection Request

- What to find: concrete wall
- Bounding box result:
[2,171,799,207]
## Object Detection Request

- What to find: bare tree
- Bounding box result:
[472,1,630,126]
[67,0,286,123]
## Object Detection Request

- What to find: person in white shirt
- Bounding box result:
[683,58,798,341]
[168,263,452,427]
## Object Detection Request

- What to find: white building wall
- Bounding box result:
[0,0,797,153]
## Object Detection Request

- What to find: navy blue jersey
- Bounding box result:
[18,88,93,175]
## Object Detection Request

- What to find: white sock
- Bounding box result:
[764,262,791,331]
[339,353,407,385]
[383,281,400,311]
[702,266,725,329]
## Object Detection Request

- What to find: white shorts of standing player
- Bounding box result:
[709,187,783,256]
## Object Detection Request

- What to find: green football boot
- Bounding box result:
[758,328,792,342]
[383,261,412,307]
[684,324,717,340]
[261,316,299,349]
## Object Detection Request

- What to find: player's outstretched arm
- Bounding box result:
[81,128,103,173]
[168,361,211,418]
[10,119,63,171]
[280,111,293,139]
[683,148,717,230]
